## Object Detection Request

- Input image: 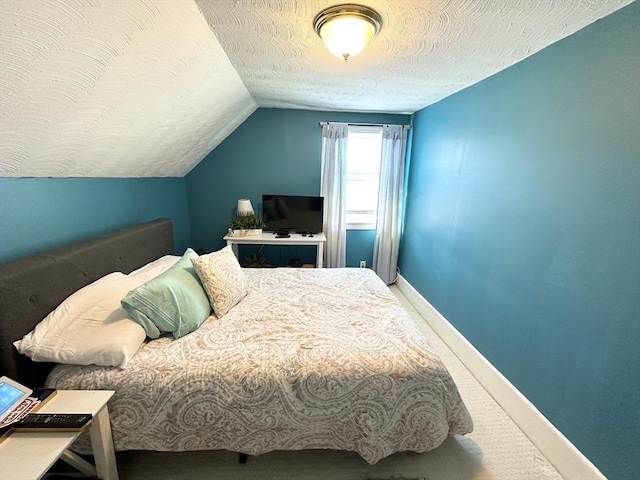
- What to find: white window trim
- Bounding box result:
[346,125,382,230]
[347,222,376,230]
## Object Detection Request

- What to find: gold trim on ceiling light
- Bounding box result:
[313,4,382,62]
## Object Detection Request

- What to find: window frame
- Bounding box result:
[345,125,383,230]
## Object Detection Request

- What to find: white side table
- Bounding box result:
[0,390,118,480]
[224,232,327,267]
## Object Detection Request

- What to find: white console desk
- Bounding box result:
[0,390,117,480]
[224,232,327,268]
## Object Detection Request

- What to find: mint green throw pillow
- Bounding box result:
[121,248,211,339]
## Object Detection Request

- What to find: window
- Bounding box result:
[346,125,382,229]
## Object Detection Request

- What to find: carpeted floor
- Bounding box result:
[48,287,565,480]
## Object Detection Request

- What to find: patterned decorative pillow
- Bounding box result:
[191,246,248,317]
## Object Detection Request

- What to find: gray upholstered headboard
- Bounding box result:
[0,218,174,388]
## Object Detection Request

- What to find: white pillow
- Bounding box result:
[128,255,180,280]
[191,246,248,317]
[14,272,148,367]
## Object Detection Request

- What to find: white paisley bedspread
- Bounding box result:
[47,268,473,464]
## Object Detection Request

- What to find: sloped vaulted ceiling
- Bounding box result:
[0,0,632,178]
[0,0,257,177]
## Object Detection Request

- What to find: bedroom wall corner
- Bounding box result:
[184,108,410,266]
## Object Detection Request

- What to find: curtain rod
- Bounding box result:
[319,121,411,129]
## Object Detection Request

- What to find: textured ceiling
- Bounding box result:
[0,0,633,177]
[198,0,633,113]
[0,0,257,177]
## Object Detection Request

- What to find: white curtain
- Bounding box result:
[373,125,408,284]
[320,122,349,268]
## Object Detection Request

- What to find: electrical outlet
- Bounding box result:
[359,260,366,268]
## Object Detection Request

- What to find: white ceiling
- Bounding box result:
[197,0,632,114]
[0,0,632,177]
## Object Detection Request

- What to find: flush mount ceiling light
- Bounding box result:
[313,4,382,62]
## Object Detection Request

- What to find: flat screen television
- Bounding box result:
[262,194,324,233]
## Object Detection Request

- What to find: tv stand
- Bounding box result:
[223,232,326,268]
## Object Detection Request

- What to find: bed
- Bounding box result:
[0,218,472,464]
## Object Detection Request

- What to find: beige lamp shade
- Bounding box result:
[237,198,254,215]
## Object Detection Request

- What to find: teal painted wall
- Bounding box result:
[400,4,640,479]
[0,177,191,263]
[346,229,375,268]
[185,108,410,266]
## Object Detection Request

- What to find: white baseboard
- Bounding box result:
[395,275,606,480]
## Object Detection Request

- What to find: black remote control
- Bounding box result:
[14,413,93,431]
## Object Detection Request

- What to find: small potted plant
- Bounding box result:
[229,212,263,236]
